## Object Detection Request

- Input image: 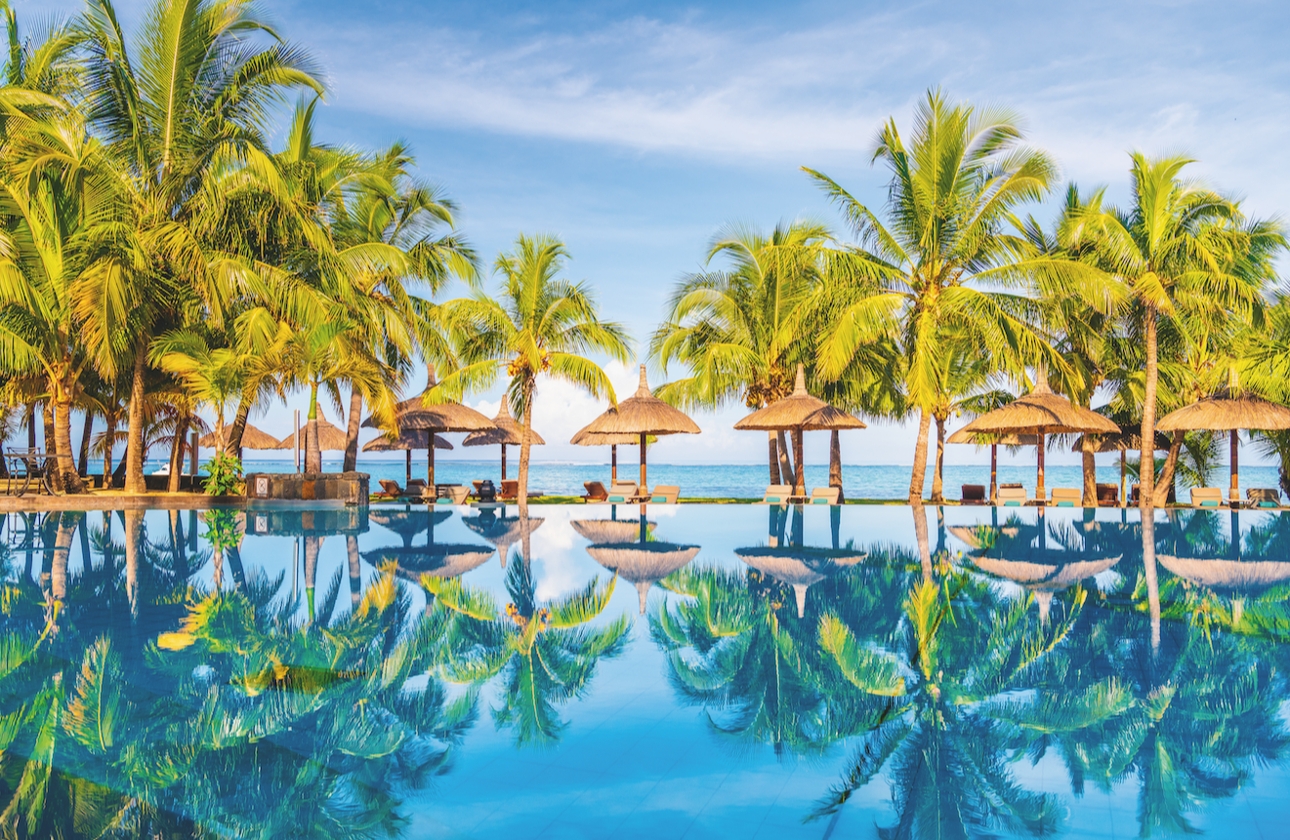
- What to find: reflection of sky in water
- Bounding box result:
[9,504,1290,838]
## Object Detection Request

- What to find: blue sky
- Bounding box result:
[25,0,1290,466]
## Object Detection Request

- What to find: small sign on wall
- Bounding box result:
[255,476,269,497]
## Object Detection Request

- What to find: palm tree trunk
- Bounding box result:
[304,536,320,621]
[930,413,946,503]
[26,403,35,449]
[52,389,84,493]
[791,428,805,498]
[102,411,117,488]
[77,410,92,478]
[227,399,251,456]
[909,408,933,503]
[124,509,142,619]
[305,380,321,473]
[125,351,148,494]
[342,385,362,472]
[1152,431,1184,506]
[1139,307,1158,510]
[776,430,793,487]
[518,377,534,521]
[768,433,781,485]
[43,401,61,493]
[912,502,932,580]
[51,513,73,600]
[1081,438,1097,507]
[829,429,844,503]
[347,534,361,606]
[1141,513,1161,653]
[167,414,189,493]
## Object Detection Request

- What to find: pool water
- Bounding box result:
[3,503,1290,838]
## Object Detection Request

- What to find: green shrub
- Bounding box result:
[203,451,244,496]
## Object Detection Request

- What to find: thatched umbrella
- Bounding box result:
[946,430,1042,503]
[200,422,283,453]
[571,518,655,544]
[362,543,495,582]
[462,510,545,567]
[462,401,544,484]
[363,429,452,485]
[736,546,868,618]
[1156,396,1290,505]
[1069,430,1172,508]
[734,364,866,499]
[582,365,700,492]
[278,408,350,463]
[570,425,641,483]
[361,369,495,485]
[953,377,1119,502]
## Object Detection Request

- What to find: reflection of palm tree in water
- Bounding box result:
[430,551,629,746]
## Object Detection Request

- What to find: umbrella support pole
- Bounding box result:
[501,444,507,482]
[1036,432,1046,504]
[428,443,435,488]
[405,450,411,485]
[1230,430,1239,507]
[639,433,647,496]
[611,445,617,483]
[990,444,998,504]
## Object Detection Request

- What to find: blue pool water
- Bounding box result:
[5,502,1290,838]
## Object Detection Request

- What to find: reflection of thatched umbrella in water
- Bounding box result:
[736,545,868,619]
[1156,395,1290,505]
[463,509,545,567]
[362,543,495,582]
[370,507,453,548]
[463,401,544,484]
[581,515,697,614]
[363,430,452,485]
[950,522,1121,621]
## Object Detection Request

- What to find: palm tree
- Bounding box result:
[439,234,630,516]
[805,89,1110,502]
[1063,154,1284,507]
[75,0,325,492]
[651,222,833,485]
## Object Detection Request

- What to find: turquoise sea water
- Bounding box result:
[5,502,1290,837]
[224,457,1283,500]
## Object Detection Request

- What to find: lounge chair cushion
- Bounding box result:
[651,495,667,503]
[607,495,627,503]
[764,496,780,503]
[1200,500,1219,507]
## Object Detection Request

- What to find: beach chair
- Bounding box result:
[405,479,429,499]
[960,484,986,505]
[810,487,841,505]
[1190,487,1223,508]
[377,479,404,499]
[1050,488,1081,508]
[435,485,470,505]
[499,480,519,501]
[1130,484,1141,504]
[1096,484,1119,506]
[1248,487,1282,508]
[759,485,792,505]
[996,486,1028,507]
[646,485,680,504]
[582,481,609,502]
[606,481,638,504]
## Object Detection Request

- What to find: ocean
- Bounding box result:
[187,457,1282,501]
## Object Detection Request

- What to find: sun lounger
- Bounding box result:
[499,479,519,501]
[1096,484,1119,506]
[961,484,986,505]
[1130,484,1141,504]
[434,485,470,505]
[377,479,404,499]
[583,481,609,502]
[406,479,429,498]
[1248,488,1281,508]
[810,487,841,505]
[1050,488,1081,508]
[759,485,792,505]
[605,481,638,504]
[996,486,1028,507]
[646,485,679,504]
[1190,487,1223,507]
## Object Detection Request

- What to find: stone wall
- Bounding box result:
[245,472,370,506]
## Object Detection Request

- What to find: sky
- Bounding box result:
[23,0,1290,467]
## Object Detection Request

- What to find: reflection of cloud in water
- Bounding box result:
[532,510,596,603]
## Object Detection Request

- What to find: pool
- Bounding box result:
[2,503,1289,838]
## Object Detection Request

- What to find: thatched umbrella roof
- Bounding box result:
[1156,397,1290,432]
[462,401,545,447]
[363,429,452,451]
[571,425,642,446]
[361,369,495,434]
[277,409,350,450]
[462,513,545,564]
[956,380,1120,437]
[947,429,1042,447]
[583,365,701,437]
[201,423,283,450]
[363,544,495,581]
[586,543,700,614]
[571,519,656,543]
[1158,556,1290,592]
[1069,430,1171,453]
[734,365,867,432]
[736,546,868,618]
[370,509,453,542]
